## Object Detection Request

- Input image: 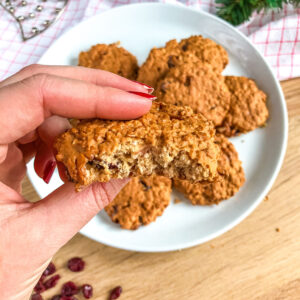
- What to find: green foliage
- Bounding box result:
[216,0,300,25]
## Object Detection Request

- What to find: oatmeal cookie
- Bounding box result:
[179,35,228,73]
[137,39,181,88]
[156,62,231,126]
[174,134,245,205]
[78,42,138,80]
[137,36,228,88]
[217,76,269,137]
[55,102,220,190]
[105,176,171,230]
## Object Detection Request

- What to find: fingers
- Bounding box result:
[18,130,38,144]
[0,144,26,192]
[18,142,37,163]
[0,73,153,144]
[38,116,71,147]
[0,64,153,94]
[31,116,70,182]
[32,179,129,249]
[34,141,56,180]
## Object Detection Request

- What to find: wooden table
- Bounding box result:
[22,78,300,300]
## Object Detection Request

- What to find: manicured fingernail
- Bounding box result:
[43,160,56,184]
[129,91,157,100]
[130,80,154,94]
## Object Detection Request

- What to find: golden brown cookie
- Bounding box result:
[78,42,138,80]
[137,35,228,89]
[55,102,220,190]
[179,35,229,73]
[137,39,181,88]
[174,134,245,205]
[156,62,231,126]
[105,176,172,230]
[217,76,269,137]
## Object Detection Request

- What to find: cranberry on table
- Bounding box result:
[82,284,93,299]
[67,257,85,272]
[61,281,78,296]
[43,262,56,276]
[44,274,61,290]
[34,279,45,293]
[110,286,122,300]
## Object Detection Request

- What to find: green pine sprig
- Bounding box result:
[216,0,300,26]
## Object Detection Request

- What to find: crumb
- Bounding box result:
[174,198,181,204]
[275,228,280,232]
[264,195,269,201]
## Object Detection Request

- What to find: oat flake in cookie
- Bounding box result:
[105,176,172,230]
[78,42,138,80]
[173,134,245,205]
[55,102,220,191]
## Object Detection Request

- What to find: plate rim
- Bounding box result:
[28,2,288,252]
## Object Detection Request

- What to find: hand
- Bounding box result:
[0,64,154,299]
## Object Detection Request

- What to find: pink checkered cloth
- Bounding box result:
[0,0,299,81]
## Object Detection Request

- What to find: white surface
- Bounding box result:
[27,3,288,252]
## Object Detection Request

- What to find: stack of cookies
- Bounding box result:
[75,36,269,230]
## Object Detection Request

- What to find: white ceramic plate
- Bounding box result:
[27,3,288,252]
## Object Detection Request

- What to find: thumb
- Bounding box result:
[33,179,128,250]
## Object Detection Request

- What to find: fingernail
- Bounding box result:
[130,80,154,94]
[129,91,157,100]
[43,160,56,184]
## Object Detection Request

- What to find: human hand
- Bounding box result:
[0,64,154,299]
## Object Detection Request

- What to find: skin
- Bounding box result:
[0,64,154,299]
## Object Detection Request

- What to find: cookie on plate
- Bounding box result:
[173,134,245,205]
[178,35,228,73]
[137,39,181,88]
[217,76,269,137]
[105,176,172,230]
[78,42,138,80]
[137,35,228,89]
[156,62,231,126]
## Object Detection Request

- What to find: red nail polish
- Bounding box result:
[43,161,56,184]
[130,80,154,94]
[129,91,157,100]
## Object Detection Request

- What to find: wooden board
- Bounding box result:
[22,78,300,300]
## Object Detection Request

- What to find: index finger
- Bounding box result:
[0,73,154,144]
[0,64,153,93]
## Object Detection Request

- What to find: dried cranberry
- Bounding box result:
[67,257,85,272]
[31,294,43,300]
[109,286,122,300]
[43,262,56,276]
[82,284,93,299]
[61,281,78,296]
[34,279,45,294]
[44,274,61,290]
